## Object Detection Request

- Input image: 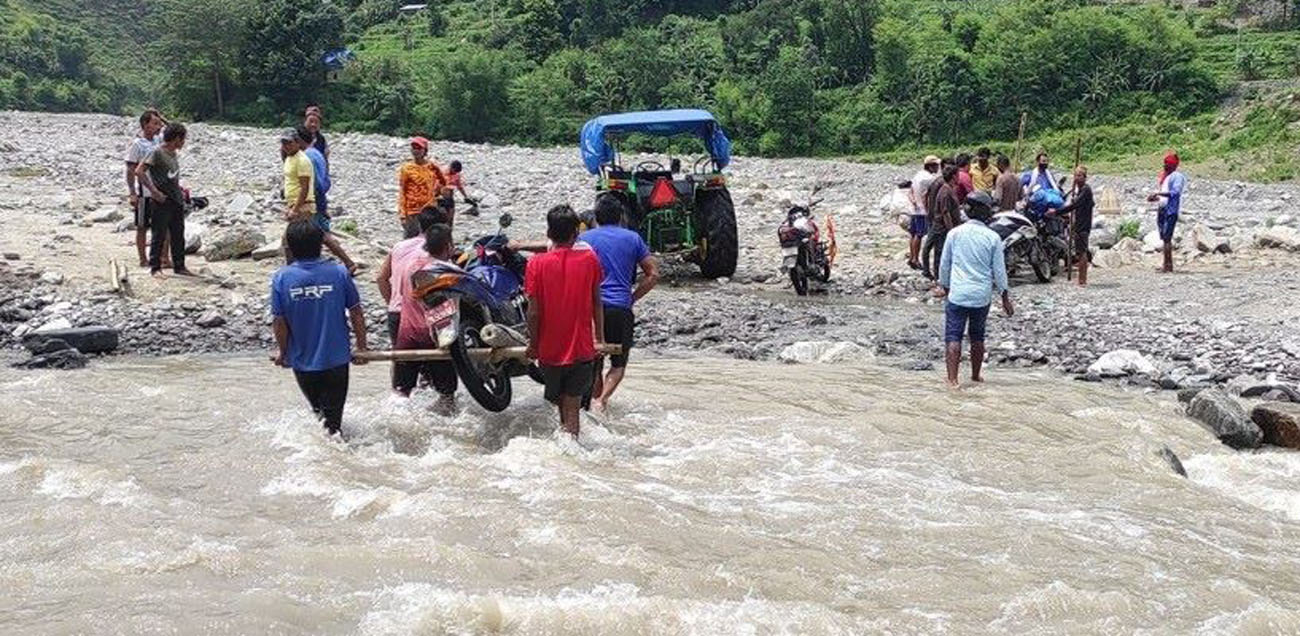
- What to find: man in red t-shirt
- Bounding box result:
[525,205,605,438]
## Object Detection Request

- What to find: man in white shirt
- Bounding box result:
[906,155,940,270]
[125,109,165,267]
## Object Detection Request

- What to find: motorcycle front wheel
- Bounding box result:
[450,310,513,412]
[789,266,809,296]
[1030,244,1053,283]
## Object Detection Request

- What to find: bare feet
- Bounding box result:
[173,268,197,277]
[946,379,961,389]
[138,259,148,268]
[151,270,166,279]
[970,375,984,383]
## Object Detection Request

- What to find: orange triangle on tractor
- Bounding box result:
[647,177,678,209]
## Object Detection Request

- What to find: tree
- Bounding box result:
[427,4,447,36]
[760,46,817,155]
[241,0,344,112]
[154,0,247,118]
[430,49,516,141]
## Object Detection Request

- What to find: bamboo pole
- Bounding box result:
[1013,112,1027,170]
[356,343,624,363]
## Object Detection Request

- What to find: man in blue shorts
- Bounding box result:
[1149,151,1186,273]
[579,194,659,412]
[271,221,369,436]
[938,193,1014,388]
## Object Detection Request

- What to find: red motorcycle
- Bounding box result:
[777,188,836,296]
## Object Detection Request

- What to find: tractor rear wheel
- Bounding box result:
[697,189,737,279]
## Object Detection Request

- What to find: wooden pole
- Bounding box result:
[1014,112,1027,170]
[356,343,624,363]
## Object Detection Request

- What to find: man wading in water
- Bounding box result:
[937,192,1013,387]
[271,221,369,436]
[525,205,605,438]
[580,193,660,413]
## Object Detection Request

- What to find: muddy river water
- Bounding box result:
[2,356,1299,634]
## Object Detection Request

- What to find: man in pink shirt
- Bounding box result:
[375,208,456,403]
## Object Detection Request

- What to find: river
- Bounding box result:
[2,356,1299,634]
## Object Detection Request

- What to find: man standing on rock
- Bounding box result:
[135,123,194,278]
[580,193,659,413]
[398,137,448,238]
[526,205,605,439]
[1149,151,1186,274]
[938,193,1013,387]
[906,155,940,270]
[125,108,165,268]
[271,220,369,437]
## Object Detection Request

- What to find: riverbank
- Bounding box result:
[1,111,1299,394]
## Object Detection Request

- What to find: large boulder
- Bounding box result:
[1250,402,1300,449]
[778,341,872,364]
[21,326,120,354]
[201,226,266,262]
[90,207,124,223]
[1190,223,1231,254]
[1256,226,1300,251]
[1188,389,1262,449]
[1087,349,1157,378]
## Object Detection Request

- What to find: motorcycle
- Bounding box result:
[987,203,1070,284]
[411,214,541,412]
[777,187,836,296]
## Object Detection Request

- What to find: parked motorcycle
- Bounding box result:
[411,214,540,412]
[986,199,1070,283]
[777,188,836,296]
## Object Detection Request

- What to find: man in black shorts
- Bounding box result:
[579,194,660,412]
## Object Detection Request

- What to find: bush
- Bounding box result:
[1117,219,1141,240]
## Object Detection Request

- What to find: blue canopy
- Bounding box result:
[579,109,732,175]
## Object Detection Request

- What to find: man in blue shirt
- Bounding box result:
[271,221,369,435]
[292,127,357,274]
[938,193,1014,388]
[1149,151,1187,273]
[579,194,660,412]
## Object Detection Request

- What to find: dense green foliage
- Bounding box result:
[5,0,1300,180]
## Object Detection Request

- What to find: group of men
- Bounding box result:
[908,147,1187,386]
[124,109,194,278]
[268,128,659,438]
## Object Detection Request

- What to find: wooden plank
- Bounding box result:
[356,343,623,363]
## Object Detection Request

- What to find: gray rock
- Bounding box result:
[227,193,254,214]
[39,271,64,285]
[90,207,124,223]
[1177,387,1206,403]
[1250,402,1300,449]
[194,310,226,328]
[1157,446,1187,478]
[778,341,872,364]
[250,243,282,261]
[185,222,206,255]
[1088,349,1157,377]
[3,252,20,260]
[201,227,266,261]
[28,337,71,355]
[1257,226,1300,251]
[12,349,88,370]
[1187,389,1262,449]
[22,326,120,354]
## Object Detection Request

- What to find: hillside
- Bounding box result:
[3,0,1300,180]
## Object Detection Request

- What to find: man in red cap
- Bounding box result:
[1148,151,1186,273]
[397,136,448,238]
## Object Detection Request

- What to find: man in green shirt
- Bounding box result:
[134,123,194,278]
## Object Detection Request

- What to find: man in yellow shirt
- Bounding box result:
[281,128,357,272]
[282,128,315,221]
[969,147,998,194]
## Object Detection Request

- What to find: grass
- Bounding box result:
[1116,219,1141,240]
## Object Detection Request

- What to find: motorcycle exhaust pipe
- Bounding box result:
[480,324,528,348]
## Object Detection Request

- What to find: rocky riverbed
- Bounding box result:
[2,111,1300,396]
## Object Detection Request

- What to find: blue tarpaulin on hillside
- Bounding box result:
[579,109,732,174]
[322,49,356,70]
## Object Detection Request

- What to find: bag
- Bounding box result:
[1029,188,1064,213]
[881,188,913,232]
